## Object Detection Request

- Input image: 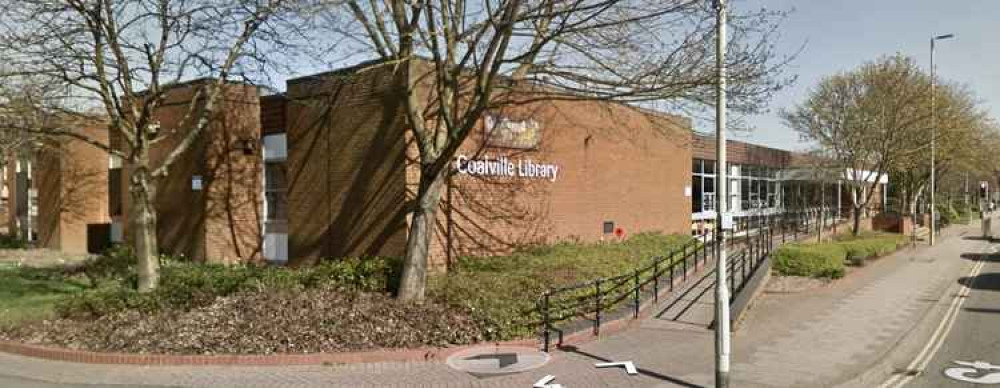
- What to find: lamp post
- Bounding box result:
[930,33,953,246]
[713,1,730,387]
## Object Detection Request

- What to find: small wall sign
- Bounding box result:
[192,175,203,191]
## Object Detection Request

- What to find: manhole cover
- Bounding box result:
[445,346,550,376]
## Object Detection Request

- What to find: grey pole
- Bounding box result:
[713,1,731,387]
[930,33,954,246]
[930,37,936,246]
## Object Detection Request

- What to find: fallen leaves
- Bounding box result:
[1,285,487,354]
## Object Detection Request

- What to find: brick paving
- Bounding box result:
[0,219,993,387]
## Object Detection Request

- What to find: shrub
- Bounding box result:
[429,232,693,340]
[79,245,138,287]
[778,232,905,277]
[936,202,960,226]
[773,243,846,279]
[0,233,27,250]
[59,251,401,318]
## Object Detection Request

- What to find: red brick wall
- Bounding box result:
[410,96,692,268]
[285,61,693,268]
[203,86,263,263]
[692,133,791,168]
[284,63,409,265]
[35,122,110,253]
[117,82,263,263]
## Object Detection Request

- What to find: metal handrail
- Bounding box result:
[538,207,832,352]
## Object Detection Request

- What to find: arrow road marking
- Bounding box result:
[595,361,638,375]
[945,360,1000,384]
[464,353,519,368]
[533,374,563,388]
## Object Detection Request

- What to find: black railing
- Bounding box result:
[537,207,839,352]
[537,234,712,351]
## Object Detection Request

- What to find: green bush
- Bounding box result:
[429,232,693,340]
[773,243,846,279]
[955,205,972,224]
[59,252,401,318]
[80,245,138,287]
[936,202,960,226]
[777,232,905,277]
[0,233,27,249]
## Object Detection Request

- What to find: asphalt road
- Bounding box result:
[907,238,1000,387]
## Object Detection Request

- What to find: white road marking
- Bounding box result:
[595,361,638,375]
[880,252,987,388]
[533,374,562,388]
[944,360,1000,384]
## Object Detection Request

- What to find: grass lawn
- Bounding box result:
[429,232,693,340]
[0,266,88,327]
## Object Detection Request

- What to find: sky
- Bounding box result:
[730,0,1000,152]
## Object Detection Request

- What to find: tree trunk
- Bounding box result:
[129,164,160,293]
[852,206,862,236]
[397,170,447,302]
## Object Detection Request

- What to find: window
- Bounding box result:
[741,178,750,210]
[703,177,716,212]
[769,181,779,208]
[108,168,122,216]
[692,174,703,213]
[691,158,716,214]
[264,162,287,221]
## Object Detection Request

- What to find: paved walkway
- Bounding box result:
[0,219,993,387]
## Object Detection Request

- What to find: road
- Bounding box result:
[904,237,1000,387]
[0,374,170,388]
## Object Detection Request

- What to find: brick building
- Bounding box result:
[110,81,264,263]
[16,60,893,266]
[3,118,110,253]
[279,61,692,267]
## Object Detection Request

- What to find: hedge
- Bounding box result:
[773,232,906,279]
[772,243,846,279]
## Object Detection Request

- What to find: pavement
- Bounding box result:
[0,218,995,387]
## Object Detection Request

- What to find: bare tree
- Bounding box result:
[327,0,795,300]
[783,55,932,235]
[0,0,312,291]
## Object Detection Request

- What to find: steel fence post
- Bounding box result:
[633,269,641,318]
[594,279,602,336]
[542,293,551,352]
[653,258,660,302]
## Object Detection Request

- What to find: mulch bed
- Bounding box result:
[764,275,833,294]
[0,285,487,355]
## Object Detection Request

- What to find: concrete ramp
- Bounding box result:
[647,259,719,329]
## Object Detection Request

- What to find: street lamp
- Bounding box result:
[930,33,953,246]
[713,1,730,387]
